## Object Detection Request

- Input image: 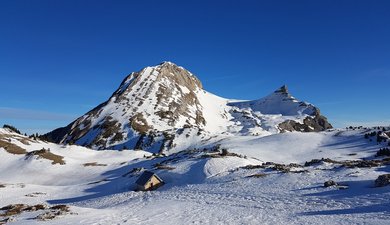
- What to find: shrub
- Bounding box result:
[324,180,338,187]
[247,173,267,178]
[221,148,229,156]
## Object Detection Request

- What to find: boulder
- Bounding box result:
[375,174,390,187]
[324,180,338,187]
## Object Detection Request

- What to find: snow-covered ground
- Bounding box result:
[1,128,390,224]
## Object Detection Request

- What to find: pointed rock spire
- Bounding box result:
[275,85,288,94]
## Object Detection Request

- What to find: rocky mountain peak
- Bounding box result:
[275,85,289,94]
[115,62,203,98]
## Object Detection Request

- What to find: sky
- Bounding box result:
[0,0,389,134]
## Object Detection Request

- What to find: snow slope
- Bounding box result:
[1,127,390,224]
[229,85,317,116]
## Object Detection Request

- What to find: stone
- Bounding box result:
[375,174,390,187]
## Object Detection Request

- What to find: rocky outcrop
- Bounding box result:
[278,111,333,132]
[375,174,390,187]
[42,62,206,150]
[230,85,319,116]
[324,180,338,187]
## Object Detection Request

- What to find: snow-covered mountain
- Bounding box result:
[43,62,332,151]
[4,63,390,225]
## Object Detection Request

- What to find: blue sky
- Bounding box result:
[1,0,389,134]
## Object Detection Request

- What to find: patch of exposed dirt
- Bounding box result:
[0,204,28,217]
[0,140,26,155]
[25,192,46,197]
[25,148,65,165]
[0,204,73,223]
[35,205,72,221]
[246,173,268,178]
[304,157,390,168]
[154,163,175,170]
[0,133,33,145]
[130,113,151,134]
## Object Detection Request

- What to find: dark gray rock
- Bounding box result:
[278,111,332,132]
[324,180,338,187]
[375,174,390,187]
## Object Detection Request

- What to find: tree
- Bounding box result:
[2,124,21,134]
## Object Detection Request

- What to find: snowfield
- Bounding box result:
[1,127,390,224]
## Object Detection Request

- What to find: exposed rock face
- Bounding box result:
[278,112,333,132]
[44,62,332,152]
[231,85,332,133]
[230,85,318,116]
[44,62,206,150]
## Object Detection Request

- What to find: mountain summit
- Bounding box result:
[44,62,332,152]
[229,84,317,116]
[275,85,288,94]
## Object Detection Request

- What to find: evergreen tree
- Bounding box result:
[2,124,21,134]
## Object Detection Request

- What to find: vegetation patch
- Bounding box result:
[154,163,175,170]
[201,154,222,159]
[305,157,390,169]
[0,204,28,217]
[35,205,71,221]
[246,173,268,178]
[130,113,152,134]
[0,140,27,155]
[304,158,338,167]
[25,192,46,197]
[25,148,65,165]
[241,164,265,170]
[239,162,306,173]
[0,204,72,222]
[83,162,107,167]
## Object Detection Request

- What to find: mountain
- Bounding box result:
[43,62,332,152]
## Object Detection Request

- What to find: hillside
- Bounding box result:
[2,126,390,224]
